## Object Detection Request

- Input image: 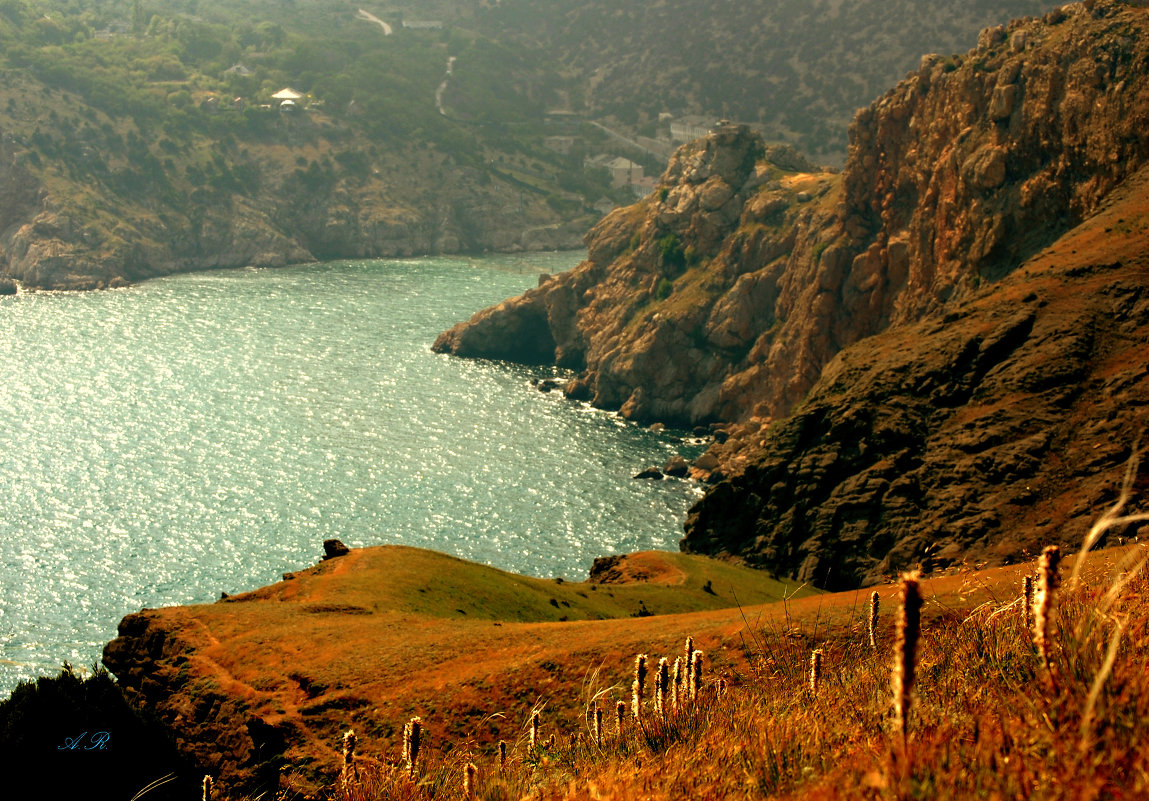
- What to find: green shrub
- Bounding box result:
[658,234,685,271]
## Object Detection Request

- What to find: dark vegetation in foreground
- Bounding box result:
[0,664,195,799]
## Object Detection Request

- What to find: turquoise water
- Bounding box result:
[0,253,701,694]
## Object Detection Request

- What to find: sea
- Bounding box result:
[0,252,703,695]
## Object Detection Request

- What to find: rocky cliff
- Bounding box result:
[435,1,1149,586]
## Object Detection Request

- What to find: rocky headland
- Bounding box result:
[434,1,1149,586]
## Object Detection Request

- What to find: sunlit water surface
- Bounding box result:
[0,253,702,694]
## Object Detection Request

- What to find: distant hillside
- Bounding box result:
[472,0,1059,163]
[0,0,1069,288]
[0,0,617,289]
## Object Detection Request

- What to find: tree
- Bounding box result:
[132,0,146,36]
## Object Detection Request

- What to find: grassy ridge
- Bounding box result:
[263,546,817,623]
[246,544,1148,800]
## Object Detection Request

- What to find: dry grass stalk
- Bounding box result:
[530,710,540,751]
[672,657,682,712]
[615,700,626,737]
[892,572,922,753]
[1068,444,1149,588]
[1080,617,1127,753]
[341,729,357,787]
[656,657,669,717]
[498,739,507,771]
[868,591,880,649]
[1034,545,1062,688]
[405,716,423,778]
[593,705,603,747]
[632,654,648,724]
[202,775,212,801]
[463,762,477,800]
[1023,574,1035,633]
[683,637,695,696]
[690,650,704,701]
[809,649,823,696]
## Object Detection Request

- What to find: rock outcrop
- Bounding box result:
[436,1,1149,586]
[435,124,837,424]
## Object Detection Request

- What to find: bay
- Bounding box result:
[0,253,701,694]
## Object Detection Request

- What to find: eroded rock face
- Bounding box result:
[436,2,1149,585]
[436,123,835,426]
[102,612,289,794]
[683,163,1149,587]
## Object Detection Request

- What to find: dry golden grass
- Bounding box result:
[213,538,1149,801]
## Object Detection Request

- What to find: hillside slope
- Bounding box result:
[0,0,600,290]
[475,0,1058,162]
[102,545,816,795]
[435,1,1149,585]
[685,166,1149,587]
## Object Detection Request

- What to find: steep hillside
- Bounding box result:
[684,169,1149,587]
[475,0,1058,162]
[0,0,604,289]
[435,1,1149,586]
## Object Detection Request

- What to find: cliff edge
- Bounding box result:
[435,1,1149,585]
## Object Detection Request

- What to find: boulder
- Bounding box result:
[989,84,1019,120]
[633,467,664,480]
[323,539,351,559]
[664,454,690,477]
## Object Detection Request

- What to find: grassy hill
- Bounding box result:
[86,540,1149,799]
[98,545,817,794]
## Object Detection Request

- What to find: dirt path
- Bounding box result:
[355,8,392,35]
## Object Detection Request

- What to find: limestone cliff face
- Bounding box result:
[436,4,1149,430]
[435,125,836,424]
[437,1,1149,586]
[839,0,1149,325]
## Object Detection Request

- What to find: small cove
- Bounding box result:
[0,253,702,694]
